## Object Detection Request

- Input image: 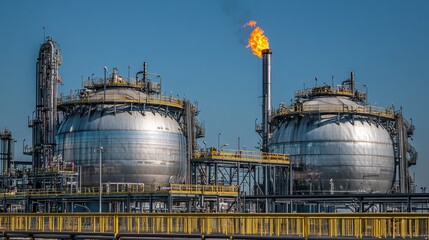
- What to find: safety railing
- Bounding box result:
[83,79,136,89]
[273,103,395,119]
[169,184,239,195]
[24,184,148,197]
[2,184,238,198]
[9,185,150,198]
[57,93,183,109]
[193,149,290,165]
[295,87,355,98]
[0,213,428,238]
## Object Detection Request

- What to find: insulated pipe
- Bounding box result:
[103,66,108,105]
[262,49,272,153]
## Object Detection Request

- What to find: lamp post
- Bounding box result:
[99,146,104,213]
[218,133,221,150]
[103,66,108,105]
[74,203,91,213]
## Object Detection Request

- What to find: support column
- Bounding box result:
[214,163,218,185]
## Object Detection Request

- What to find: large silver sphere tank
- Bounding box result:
[56,87,187,187]
[270,95,395,194]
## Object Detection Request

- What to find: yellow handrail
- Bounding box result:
[193,149,290,165]
[169,184,239,195]
[1,184,238,198]
[0,213,428,238]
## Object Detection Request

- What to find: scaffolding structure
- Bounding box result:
[191,148,291,212]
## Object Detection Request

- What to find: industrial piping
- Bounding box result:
[262,49,272,153]
[33,38,61,172]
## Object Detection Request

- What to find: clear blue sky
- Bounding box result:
[1,0,428,189]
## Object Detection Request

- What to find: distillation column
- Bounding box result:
[0,128,14,175]
[31,37,62,172]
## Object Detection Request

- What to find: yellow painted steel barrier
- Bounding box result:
[0,213,428,238]
[168,184,239,195]
[194,149,290,165]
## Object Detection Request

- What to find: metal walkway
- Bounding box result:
[272,103,395,120]
[0,184,239,213]
[58,93,184,109]
[0,213,428,239]
[193,149,290,165]
[191,149,291,212]
[5,184,238,198]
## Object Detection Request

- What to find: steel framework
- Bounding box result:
[191,148,291,212]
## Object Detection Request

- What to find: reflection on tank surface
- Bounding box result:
[269,73,416,194]
[56,65,203,187]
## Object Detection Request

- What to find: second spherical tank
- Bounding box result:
[270,93,395,194]
[56,85,187,187]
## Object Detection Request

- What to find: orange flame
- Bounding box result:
[244,20,269,58]
[243,20,257,28]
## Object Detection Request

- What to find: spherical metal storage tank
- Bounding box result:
[56,74,188,187]
[270,85,395,194]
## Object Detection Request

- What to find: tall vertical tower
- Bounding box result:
[261,49,272,153]
[29,37,62,172]
[0,128,14,175]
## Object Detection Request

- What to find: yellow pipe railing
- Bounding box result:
[193,149,290,165]
[168,184,239,195]
[0,213,428,238]
[2,184,238,198]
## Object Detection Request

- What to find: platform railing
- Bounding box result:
[193,149,290,165]
[169,184,239,195]
[57,93,183,109]
[273,103,395,119]
[3,184,238,198]
[0,213,428,238]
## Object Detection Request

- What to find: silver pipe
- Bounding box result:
[262,49,272,153]
[99,146,103,213]
[48,41,55,148]
[397,111,409,193]
[103,66,108,105]
[48,41,58,169]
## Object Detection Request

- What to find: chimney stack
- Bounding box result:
[262,49,272,153]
